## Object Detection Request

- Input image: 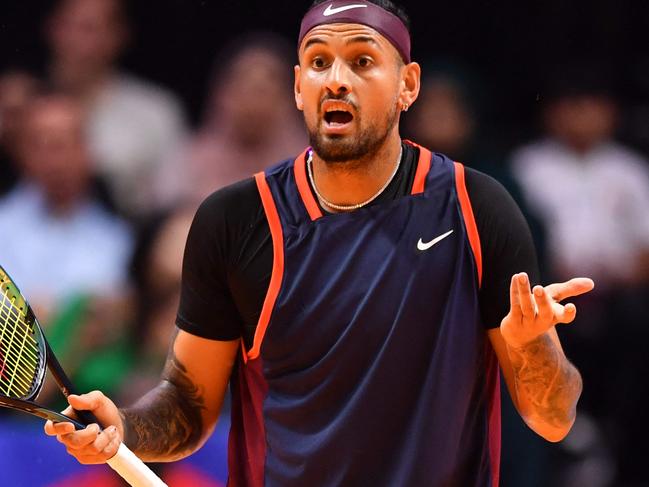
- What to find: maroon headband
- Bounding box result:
[298,1,411,63]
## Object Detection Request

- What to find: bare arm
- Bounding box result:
[44,329,239,464]
[489,273,592,442]
[120,329,238,461]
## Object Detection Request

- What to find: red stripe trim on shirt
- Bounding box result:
[453,162,483,287]
[293,148,323,221]
[247,172,285,361]
[405,140,432,195]
[486,342,502,487]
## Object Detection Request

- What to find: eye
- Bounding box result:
[356,56,373,68]
[311,56,328,69]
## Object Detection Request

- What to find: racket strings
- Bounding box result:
[0,291,41,398]
[0,323,40,395]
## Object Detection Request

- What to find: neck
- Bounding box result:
[50,61,113,103]
[39,186,87,217]
[310,134,402,211]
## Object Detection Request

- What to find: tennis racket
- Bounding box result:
[0,265,167,487]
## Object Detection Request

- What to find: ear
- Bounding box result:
[399,62,421,112]
[294,65,304,111]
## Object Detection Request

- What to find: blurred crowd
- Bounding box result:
[0,0,648,486]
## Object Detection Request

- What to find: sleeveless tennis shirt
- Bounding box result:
[227,142,501,487]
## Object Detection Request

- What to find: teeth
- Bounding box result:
[323,102,351,114]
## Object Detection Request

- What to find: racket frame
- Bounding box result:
[0,265,168,486]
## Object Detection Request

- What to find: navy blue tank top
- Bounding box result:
[227,142,501,487]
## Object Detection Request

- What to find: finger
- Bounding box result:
[70,428,120,465]
[44,420,75,436]
[85,426,117,456]
[58,423,101,450]
[59,405,78,421]
[545,278,595,302]
[508,274,522,320]
[67,390,113,427]
[533,285,554,323]
[102,427,122,459]
[516,273,536,318]
[67,391,106,413]
[553,302,577,324]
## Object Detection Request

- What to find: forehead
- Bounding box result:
[57,0,122,23]
[299,23,395,53]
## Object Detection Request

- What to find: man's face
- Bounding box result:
[18,99,91,207]
[48,0,127,69]
[295,23,404,163]
[215,47,293,144]
[544,95,617,153]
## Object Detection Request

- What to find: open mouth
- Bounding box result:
[324,110,354,126]
[322,100,355,131]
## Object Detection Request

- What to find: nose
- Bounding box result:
[325,59,352,96]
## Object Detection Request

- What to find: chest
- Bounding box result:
[261,191,479,374]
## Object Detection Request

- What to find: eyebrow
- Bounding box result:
[303,38,327,51]
[345,36,380,48]
[303,35,381,52]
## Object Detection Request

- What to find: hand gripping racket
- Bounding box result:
[0,265,167,487]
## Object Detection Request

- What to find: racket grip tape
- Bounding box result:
[65,415,167,487]
[107,443,168,487]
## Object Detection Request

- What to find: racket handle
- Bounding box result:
[106,443,168,487]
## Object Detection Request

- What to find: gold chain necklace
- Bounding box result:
[306,146,403,211]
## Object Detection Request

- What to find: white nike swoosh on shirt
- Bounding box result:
[417,230,454,251]
[323,4,369,16]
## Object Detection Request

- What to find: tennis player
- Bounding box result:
[46,1,593,485]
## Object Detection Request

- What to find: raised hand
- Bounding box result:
[500,272,595,349]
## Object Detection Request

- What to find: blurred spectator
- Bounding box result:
[46,0,187,218]
[0,93,133,309]
[404,73,475,161]
[124,207,194,404]
[404,72,526,201]
[154,32,306,208]
[510,66,649,487]
[510,71,649,288]
[0,93,135,398]
[0,70,40,195]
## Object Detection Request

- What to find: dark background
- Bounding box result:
[3,0,649,154]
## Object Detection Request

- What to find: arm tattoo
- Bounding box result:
[507,333,582,429]
[120,332,206,461]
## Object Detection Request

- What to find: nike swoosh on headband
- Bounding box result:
[323,4,369,16]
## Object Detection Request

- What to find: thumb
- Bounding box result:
[67,391,104,411]
[68,391,114,422]
[67,390,122,434]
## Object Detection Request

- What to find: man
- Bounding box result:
[0,93,134,401]
[0,93,133,316]
[154,33,307,209]
[46,2,592,486]
[510,67,649,288]
[46,0,186,217]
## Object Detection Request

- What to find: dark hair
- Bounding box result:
[49,0,131,26]
[542,59,617,104]
[308,0,411,32]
